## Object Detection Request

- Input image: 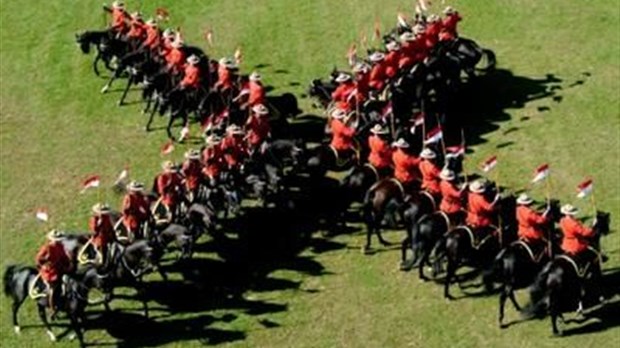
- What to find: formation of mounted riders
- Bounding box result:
[3,2,613,345]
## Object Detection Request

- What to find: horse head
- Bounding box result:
[75,31,91,54]
[593,211,611,236]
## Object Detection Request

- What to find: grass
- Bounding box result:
[1,0,619,347]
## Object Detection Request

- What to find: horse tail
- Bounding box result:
[482,247,509,292]
[477,49,497,72]
[3,264,20,297]
[523,261,554,318]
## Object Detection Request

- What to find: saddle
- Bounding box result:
[512,240,547,264]
[363,163,380,182]
[555,249,601,279]
[390,178,406,199]
[328,144,358,169]
[459,225,498,250]
[435,211,453,231]
[28,274,50,300]
[419,190,437,212]
[151,197,173,226]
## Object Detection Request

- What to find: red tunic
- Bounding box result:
[180,65,201,88]
[356,71,371,96]
[202,146,225,178]
[122,193,150,231]
[517,206,547,242]
[424,22,443,49]
[248,81,266,106]
[384,51,401,79]
[439,180,463,214]
[165,48,185,72]
[368,63,387,91]
[143,26,160,49]
[246,115,271,147]
[330,119,355,152]
[217,65,234,90]
[89,215,115,249]
[392,149,420,184]
[559,216,594,255]
[331,82,356,103]
[182,159,203,190]
[419,160,441,195]
[221,135,246,168]
[111,8,129,33]
[466,193,496,228]
[36,242,70,283]
[442,13,462,37]
[127,18,146,39]
[368,135,392,169]
[156,172,183,206]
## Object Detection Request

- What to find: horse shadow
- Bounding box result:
[85,310,246,347]
[441,69,583,148]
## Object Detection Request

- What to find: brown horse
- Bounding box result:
[361,178,436,254]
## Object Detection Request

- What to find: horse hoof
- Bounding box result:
[499,322,508,330]
[46,330,57,341]
[101,85,109,94]
[117,101,124,107]
[69,332,77,341]
[14,326,20,334]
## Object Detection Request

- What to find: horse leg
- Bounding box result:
[508,287,521,312]
[11,297,25,334]
[93,51,101,77]
[418,249,430,282]
[101,70,117,94]
[118,75,133,106]
[444,258,456,300]
[376,225,391,247]
[166,112,176,140]
[499,286,508,328]
[146,99,158,132]
[68,313,85,347]
[37,304,56,342]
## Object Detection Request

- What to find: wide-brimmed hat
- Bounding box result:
[352,62,371,74]
[561,204,579,216]
[162,160,176,171]
[427,14,440,23]
[47,229,65,242]
[131,11,142,20]
[92,203,111,215]
[171,39,183,49]
[469,180,486,193]
[517,193,534,205]
[392,138,410,148]
[186,55,200,65]
[145,18,157,27]
[420,148,436,159]
[205,135,222,146]
[335,72,352,83]
[386,41,400,52]
[252,104,269,116]
[369,51,386,62]
[330,108,347,120]
[185,149,201,160]
[112,1,125,9]
[440,169,455,181]
[413,24,425,35]
[370,124,388,135]
[400,32,416,42]
[249,72,262,82]
[226,124,244,135]
[444,6,456,15]
[163,28,175,38]
[128,181,145,192]
[219,57,237,69]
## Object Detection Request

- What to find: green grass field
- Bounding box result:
[1,0,619,347]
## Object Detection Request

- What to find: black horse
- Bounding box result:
[525,212,610,336]
[441,193,517,300]
[481,199,562,327]
[4,265,89,346]
[75,30,128,76]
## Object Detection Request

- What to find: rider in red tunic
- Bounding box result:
[398,32,418,70]
[156,161,184,215]
[391,138,421,193]
[202,135,224,185]
[165,38,185,74]
[559,205,595,257]
[36,230,71,311]
[121,181,150,240]
[440,7,462,42]
[246,104,271,149]
[247,72,266,108]
[88,203,115,264]
[180,55,201,89]
[182,149,204,200]
[516,194,549,249]
[466,180,499,233]
[384,41,402,79]
[439,169,466,224]
[221,125,247,170]
[353,62,371,98]
[141,19,160,53]
[367,124,392,177]
[418,148,442,200]
[331,73,357,110]
[329,108,356,157]
[214,57,237,93]
[424,15,443,50]
[105,1,130,36]
[368,52,388,92]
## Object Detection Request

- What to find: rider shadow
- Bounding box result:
[561,300,620,337]
[87,310,246,347]
[443,70,569,147]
